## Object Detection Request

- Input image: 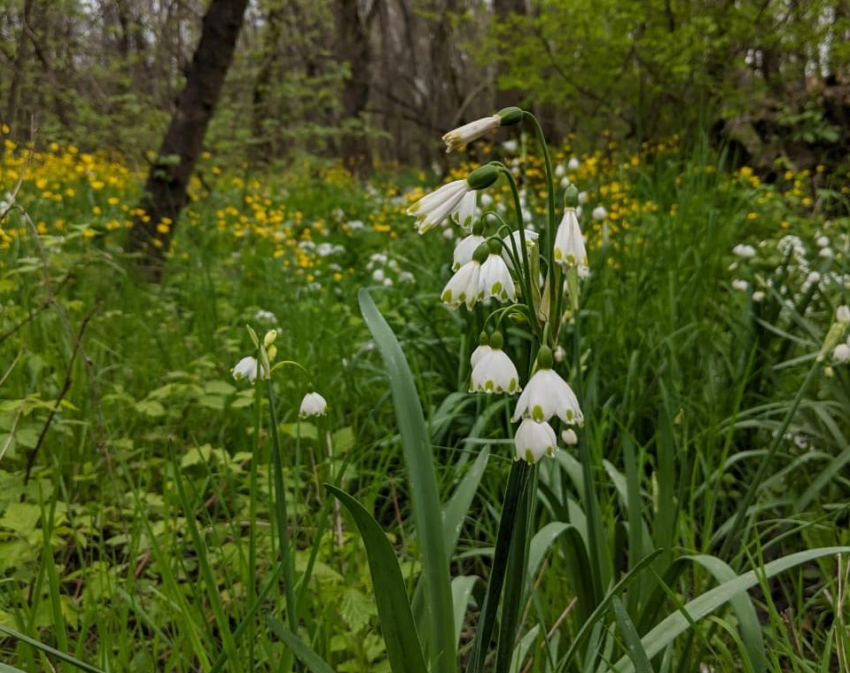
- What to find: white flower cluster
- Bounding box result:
[367,252,415,287]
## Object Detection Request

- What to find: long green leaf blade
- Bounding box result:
[359,289,456,673]
[326,484,428,673]
[0,625,105,673]
[266,618,336,673]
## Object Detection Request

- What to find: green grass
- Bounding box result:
[1,139,849,672]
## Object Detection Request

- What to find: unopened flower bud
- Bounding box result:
[564,185,579,209]
[497,107,523,126]
[267,344,278,361]
[263,329,277,347]
[561,428,578,445]
[466,165,499,191]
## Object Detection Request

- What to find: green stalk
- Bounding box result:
[719,362,820,562]
[523,111,561,335]
[266,378,299,670]
[494,463,538,671]
[467,459,533,673]
[248,355,262,668]
[493,163,540,335]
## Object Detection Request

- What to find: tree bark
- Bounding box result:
[334,0,372,176]
[6,0,36,132]
[126,0,249,278]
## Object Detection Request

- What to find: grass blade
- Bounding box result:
[266,618,336,673]
[359,288,456,673]
[613,596,655,673]
[614,546,850,672]
[326,484,428,673]
[0,625,105,673]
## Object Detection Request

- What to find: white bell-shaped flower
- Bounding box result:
[479,240,516,303]
[512,347,582,425]
[299,392,327,417]
[442,244,487,309]
[553,208,588,271]
[470,333,520,394]
[470,332,493,369]
[407,179,473,234]
[453,232,486,271]
[501,229,539,269]
[561,428,578,446]
[232,356,259,383]
[514,418,557,463]
[442,115,501,153]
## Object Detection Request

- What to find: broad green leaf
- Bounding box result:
[613,547,850,672]
[359,289,456,673]
[451,576,477,648]
[327,484,428,673]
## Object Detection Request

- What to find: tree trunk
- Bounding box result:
[6,0,35,132]
[334,0,371,176]
[493,0,525,111]
[251,0,286,162]
[126,0,249,278]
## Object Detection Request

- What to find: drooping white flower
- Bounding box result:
[568,157,580,171]
[232,356,259,383]
[732,279,749,291]
[471,333,493,369]
[254,309,278,324]
[443,227,456,240]
[592,206,607,221]
[554,345,566,363]
[837,305,850,324]
[453,234,486,271]
[407,180,473,234]
[512,348,582,424]
[833,343,850,363]
[454,190,477,231]
[442,115,501,153]
[501,229,538,269]
[479,250,516,303]
[299,392,327,417]
[820,247,834,259]
[442,259,483,309]
[817,235,830,248]
[553,209,588,270]
[470,338,520,394]
[502,140,518,152]
[752,291,765,302]
[555,164,566,178]
[578,191,589,204]
[732,244,756,258]
[561,428,578,446]
[515,418,557,463]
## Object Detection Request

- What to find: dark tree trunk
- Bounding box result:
[127,0,249,277]
[251,0,285,161]
[6,0,35,132]
[334,0,371,176]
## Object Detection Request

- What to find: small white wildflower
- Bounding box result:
[479,250,516,303]
[732,279,749,292]
[592,206,607,221]
[407,180,474,234]
[561,428,578,446]
[553,208,588,271]
[732,244,757,258]
[512,347,582,425]
[442,259,483,309]
[817,235,830,248]
[837,305,850,324]
[820,247,834,258]
[554,164,565,178]
[752,291,765,302]
[299,392,327,417]
[501,229,538,269]
[833,343,850,363]
[515,419,558,463]
[442,115,502,153]
[232,356,259,383]
[372,269,385,282]
[470,334,520,394]
[568,157,580,171]
[443,227,455,240]
[453,234,486,271]
[501,139,518,152]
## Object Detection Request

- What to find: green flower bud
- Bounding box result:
[487,238,502,255]
[466,165,499,191]
[564,185,579,209]
[478,331,489,346]
[490,332,504,350]
[472,219,485,236]
[472,242,490,264]
[497,107,524,127]
[536,345,554,370]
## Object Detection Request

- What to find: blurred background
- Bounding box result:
[2,0,850,175]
